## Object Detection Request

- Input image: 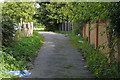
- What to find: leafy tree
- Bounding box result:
[34,2,67,31]
[2,2,35,23]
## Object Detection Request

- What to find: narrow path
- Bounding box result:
[29,31,95,78]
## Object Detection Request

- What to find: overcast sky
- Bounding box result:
[0,0,4,2]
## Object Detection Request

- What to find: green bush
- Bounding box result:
[10,32,44,61]
[72,20,84,35]
[2,17,16,46]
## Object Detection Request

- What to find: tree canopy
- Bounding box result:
[2,2,35,23]
[34,2,119,37]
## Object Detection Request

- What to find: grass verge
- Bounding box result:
[57,31,119,78]
[1,31,44,78]
[68,32,119,78]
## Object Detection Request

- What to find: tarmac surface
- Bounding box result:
[29,31,95,78]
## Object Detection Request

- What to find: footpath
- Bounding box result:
[29,31,95,78]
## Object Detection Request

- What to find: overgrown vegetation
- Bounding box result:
[35,2,119,36]
[1,31,44,78]
[2,17,16,46]
[34,2,119,78]
[34,2,67,31]
[1,1,119,78]
[1,2,45,78]
[68,33,119,78]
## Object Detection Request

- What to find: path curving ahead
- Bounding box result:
[29,31,95,78]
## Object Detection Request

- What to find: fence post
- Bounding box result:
[65,21,67,31]
[17,23,21,40]
[62,23,63,31]
[26,23,28,37]
[88,22,91,44]
[60,23,62,31]
[59,24,60,31]
[68,21,69,32]
[67,21,69,31]
[72,23,74,32]
[83,24,86,38]
[68,21,70,32]
[23,22,26,37]
[63,23,65,31]
[69,22,71,31]
[28,22,31,37]
[20,18,22,28]
[17,29,20,40]
[95,21,98,49]
[70,22,72,31]
[31,22,33,36]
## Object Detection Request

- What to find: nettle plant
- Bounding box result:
[2,17,15,46]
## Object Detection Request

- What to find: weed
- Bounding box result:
[68,32,119,78]
[1,31,44,78]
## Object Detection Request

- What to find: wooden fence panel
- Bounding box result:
[90,23,95,44]
[15,22,33,40]
[60,22,73,32]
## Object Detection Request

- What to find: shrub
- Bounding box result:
[72,20,84,35]
[2,17,15,46]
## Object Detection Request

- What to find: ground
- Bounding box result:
[29,31,95,78]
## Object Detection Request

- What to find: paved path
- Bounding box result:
[29,31,95,78]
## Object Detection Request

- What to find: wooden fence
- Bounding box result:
[16,22,33,40]
[83,20,120,61]
[83,20,109,50]
[58,20,120,62]
[59,21,73,32]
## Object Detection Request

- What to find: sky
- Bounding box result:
[0,0,4,2]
